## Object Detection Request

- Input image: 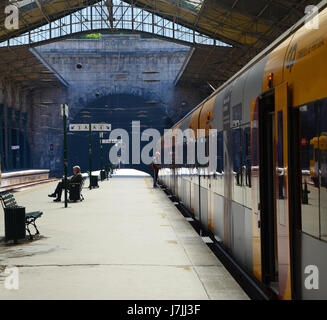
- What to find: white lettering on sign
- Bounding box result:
[91,123,111,131]
[69,123,111,132]
[69,124,90,131]
[101,139,121,144]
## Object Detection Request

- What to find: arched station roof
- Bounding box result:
[0,0,323,89]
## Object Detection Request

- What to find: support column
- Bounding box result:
[15,110,21,169]
[22,112,28,168]
[7,107,13,170]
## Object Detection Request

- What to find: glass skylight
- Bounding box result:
[1,0,231,48]
[178,0,205,11]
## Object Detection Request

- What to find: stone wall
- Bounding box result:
[1,34,207,176]
[37,34,203,122]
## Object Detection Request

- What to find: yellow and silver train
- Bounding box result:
[158,2,327,300]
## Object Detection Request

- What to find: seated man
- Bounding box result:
[48,166,83,202]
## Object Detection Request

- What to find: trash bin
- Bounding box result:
[90,175,99,188]
[100,170,106,181]
[69,183,81,201]
[4,206,26,242]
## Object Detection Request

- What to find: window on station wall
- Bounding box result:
[299,98,327,241]
[217,131,224,173]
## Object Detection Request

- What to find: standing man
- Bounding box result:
[151,152,161,188]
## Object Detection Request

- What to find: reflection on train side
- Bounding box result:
[232,126,252,209]
[299,99,327,241]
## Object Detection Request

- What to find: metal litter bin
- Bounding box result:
[90,175,99,188]
[4,206,26,242]
[100,170,106,181]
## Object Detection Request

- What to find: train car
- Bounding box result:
[158,1,327,300]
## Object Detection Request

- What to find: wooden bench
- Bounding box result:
[0,192,43,240]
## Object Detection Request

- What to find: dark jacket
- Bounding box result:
[68,173,83,184]
[151,162,160,171]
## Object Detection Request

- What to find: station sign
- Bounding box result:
[69,123,111,132]
[11,145,20,150]
[69,124,89,131]
[101,139,121,144]
[61,104,69,117]
[91,123,111,131]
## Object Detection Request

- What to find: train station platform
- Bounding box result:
[0,169,55,192]
[0,169,248,300]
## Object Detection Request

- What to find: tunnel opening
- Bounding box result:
[67,93,174,175]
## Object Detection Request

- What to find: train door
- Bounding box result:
[274,83,293,300]
[253,82,293,299]
[258,90,279,294]
[171,136,176,195]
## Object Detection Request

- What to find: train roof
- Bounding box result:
[171,0,327,130]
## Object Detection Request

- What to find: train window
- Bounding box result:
[309,144,314,164]
[252,126,258,167]
[197,136,207,167]
[244,127,251,187]
[319,101,327,241]
[195,139,198,167]
[233,103,242,121]
[277,111,286,205]
[299,103,320,239]
[277,111,284,169]
[217,132,224,173]
[205,135,209,158]
[183,138,187,166]
[232,128,242,186]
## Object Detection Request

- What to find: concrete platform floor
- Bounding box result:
[0,170,248,300]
